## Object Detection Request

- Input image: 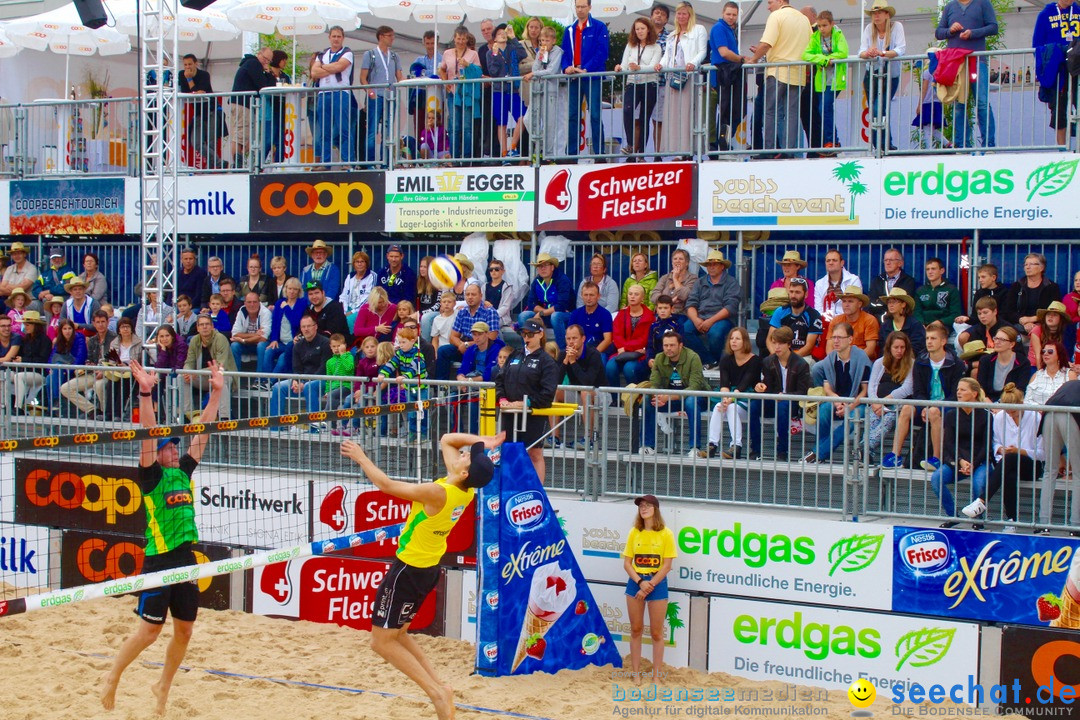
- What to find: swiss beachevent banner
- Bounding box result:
[697,151,1080,231]
[708,596,981,693]
[384,167,534,233]
[123,176,249,234]
[893,526,1080,627]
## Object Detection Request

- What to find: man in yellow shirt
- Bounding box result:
[340,430,505,720]
[748,0,812,153]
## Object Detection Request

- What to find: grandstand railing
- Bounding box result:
[3,362,1077,535]
[0,47,1073,178]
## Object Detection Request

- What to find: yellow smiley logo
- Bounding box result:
[848,679,876,710]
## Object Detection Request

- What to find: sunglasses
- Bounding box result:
[1042,348,1056,354]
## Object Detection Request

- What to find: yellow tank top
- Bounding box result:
[396,478,475,568]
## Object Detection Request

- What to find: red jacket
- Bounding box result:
[932,47,974,86]
[612,306,656,353]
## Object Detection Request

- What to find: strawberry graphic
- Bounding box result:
[525,634,547,660]
[575,600,588,615]
[1037,593,1062,622]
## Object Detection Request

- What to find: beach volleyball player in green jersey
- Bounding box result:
[340,430,505,720]
[100,359,226,715]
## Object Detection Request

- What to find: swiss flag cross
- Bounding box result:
[260,561,292,604]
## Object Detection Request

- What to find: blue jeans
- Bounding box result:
[930,462,990,517]
[435,343,463,381]
[605,354,648,387]
[815,403,864,461]
[954,59,996,149]
[682,317,733,365]
[518,310,571,350]
[269,378,324,420]
[749,398,792,455]
[818,85,838,146]
[863,71,900,149]
[366,95,386,162]
[567,76,603,156]
[231,340,268,372]
[449,99,473,159]
[315,90,355,163]
[642,396,703,450]
[260,342,292,374]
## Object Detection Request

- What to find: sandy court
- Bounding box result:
[0,596,977,720]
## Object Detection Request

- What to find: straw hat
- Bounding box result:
[704,249,732,268]
[759,287,790,315]
[8,242,29,255]
[305,239,331,256]
[45,296,65,309]
[959,340,992,361]
[1037,301,1070,323]
[879,287,916,313]
[531,253,559,267]
[7,287,29,301]
[453,253,475,275]
[865,0,896,16]
[21,309,47,325]
[776,250,808,268]
[64,277,88,292]
[838,285,870,307]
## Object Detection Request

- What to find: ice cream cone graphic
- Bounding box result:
[511,561,576,672]
[1052,552,1080,628]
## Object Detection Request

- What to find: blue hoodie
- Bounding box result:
[529,269,575,313]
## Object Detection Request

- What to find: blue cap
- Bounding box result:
[157,437,180,452]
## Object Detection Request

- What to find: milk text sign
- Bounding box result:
[537,163,696,230]
[124,175,249,233]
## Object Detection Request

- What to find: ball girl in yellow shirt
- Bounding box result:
[622,494,677,683]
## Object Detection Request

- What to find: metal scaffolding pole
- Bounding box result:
[139,0,179,355]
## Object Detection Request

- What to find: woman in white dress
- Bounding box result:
[658,1,706,157]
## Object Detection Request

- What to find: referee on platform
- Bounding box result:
[100,359,225,715]
[495,317,560,483]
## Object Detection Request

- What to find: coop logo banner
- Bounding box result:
[538,163,696,231]
[893,526,1080,626]
[708,596,980,692]
[9,178,124,235]
[672,508,893,611]
[14,458,145,534]
[698,158,880,231]
[124,176,249,233]
[385,168,534,233]
[250,172,384,231]
[999,626,1080,717]
[879,153,1080,229]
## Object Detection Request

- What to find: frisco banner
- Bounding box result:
[672,508,893,610]
[698,152,1079,231]
[385,168,534,232]
[9,178,124,235]
[708,597,980,692]
[893,526,1080,627]
[124,176,249,233]
[537,162,696,231]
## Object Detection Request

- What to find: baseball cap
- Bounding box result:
[519,318,545,335]
[387,244,404,253]
[471,321,491,333]
[464,441,496,488]
[634,494,660,508]
[49,249,64,259]
[304,280,323,292]
[157,437,180,452]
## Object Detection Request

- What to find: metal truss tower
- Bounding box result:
[138,0,179,347]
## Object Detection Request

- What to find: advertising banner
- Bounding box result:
[124,175,250,234]
[474,442,621,676]
[893,526,1080,626]
[0,522,51,591]
[385,168,534,232]
[708,596,981,693]
[249,172,384,232]
[59,528,232,610]
[252,555,437,632]
[537,163,696,231]
[14,458,145,535]
[1000,625,1080,717]
[195,470,308,548]
[673,508,893,610]
[0,181,9,234]
[549,497,635,585]
[698,158,880,231]
[9,178,124,235]
[311,482,475,564]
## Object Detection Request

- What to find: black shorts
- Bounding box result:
[135,544,199,625]
[502,412,548,447]
[1049,79,1079,130]
[373,558,440,630]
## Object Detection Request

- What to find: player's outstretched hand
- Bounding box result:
[340,440,368,464]
[206,360,226,392]
[484,431,507,450]
[129,359,158,394]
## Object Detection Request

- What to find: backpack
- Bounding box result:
[1068,36,1080,77]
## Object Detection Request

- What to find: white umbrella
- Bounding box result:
[0,27,20,59]
[226,0,363,77]
[4,4,130,95]
[108,0,241,43]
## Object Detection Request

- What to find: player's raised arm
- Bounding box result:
[130,359,160,467]
[188,361,225,463]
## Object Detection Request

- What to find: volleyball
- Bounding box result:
[429,254,464,291]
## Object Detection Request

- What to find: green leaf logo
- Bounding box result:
[1026,160,1078,201]
[895,627,955,670]
[827,534,884,576]
[133,578,144,591]
[73,589,85,602]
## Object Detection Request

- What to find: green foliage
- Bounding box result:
[508,16,566,45]
[259,32,317,83]
[608,30,627,71]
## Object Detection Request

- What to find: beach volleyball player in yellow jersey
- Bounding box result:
[340,430,505,720]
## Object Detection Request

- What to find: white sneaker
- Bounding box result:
[1001,525,1017,534]
[657,414,672,435]
[639,447,656,456]
[961,498,987,519]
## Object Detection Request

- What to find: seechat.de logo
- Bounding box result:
[899,530,951,572]
[505,491,545,530]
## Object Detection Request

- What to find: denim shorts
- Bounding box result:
[625,574,669,601]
